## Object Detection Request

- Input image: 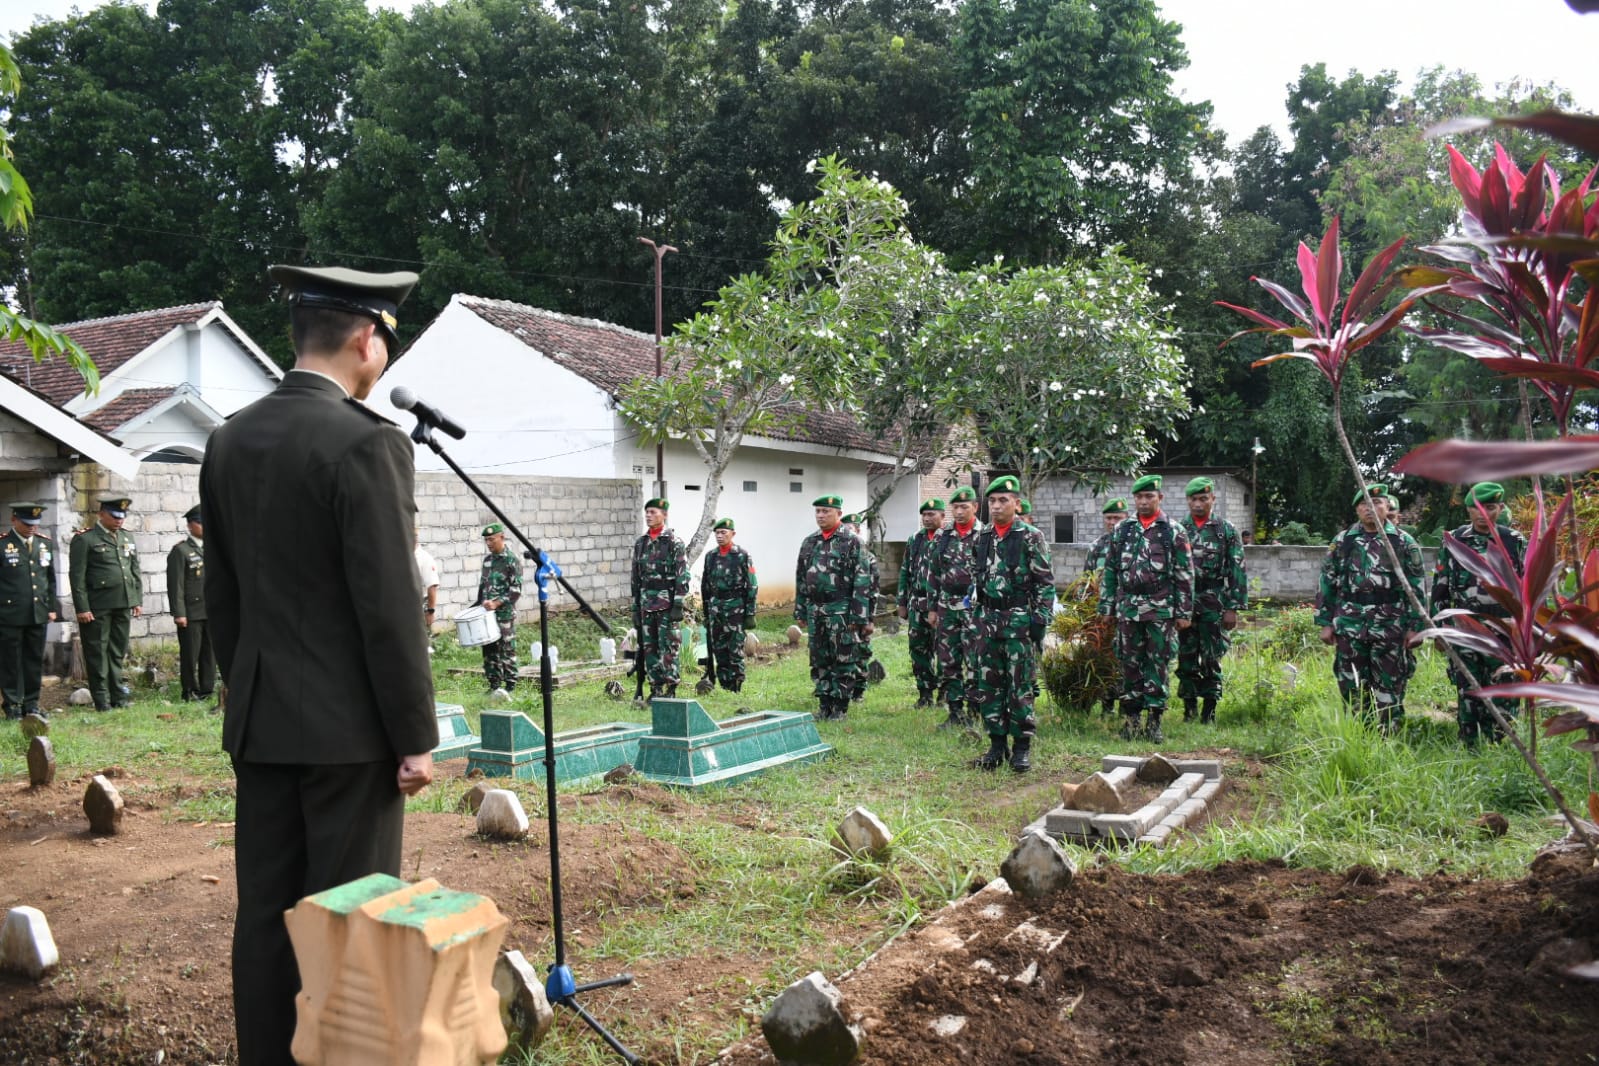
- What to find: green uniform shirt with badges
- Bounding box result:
[70,522,143,612]
[167,535,207,620]
[0,528,57,626]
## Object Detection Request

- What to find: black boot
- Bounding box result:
[1118,700,1141,740]
[1145,709,1165,744]
[938,701,965,730]
[976,735,1008,770]
[1182,698,1198,723]
[914,689,933,710]
[1009,735,1032,773]
[1201,697,1217,724]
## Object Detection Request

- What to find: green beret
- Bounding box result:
[481,522,504,537]
[269,263,418,354]
[1352,484,1390,508]
[1467,482,1505,505]
[919,498,946,513]
[1019,499,1033,515]
[985,474,1021,496]
[812,494,843,509]
[99,496,132,516]
[1130,474,1161,494]
[11,502,45,523]
[841,513,862,526]
[645,497,669,511]
[949,487,977,504]
[712,517,735,531]
[1185,476,1214,497]
[1102,498,1128,514]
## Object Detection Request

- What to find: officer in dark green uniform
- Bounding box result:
[631,497,689,698]
[700,517,758,693]
[167,505,214,701]
[0,502,57,719]
[70,495,143,711]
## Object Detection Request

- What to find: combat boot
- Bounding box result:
[1118,700,1141,740]
[1182,698,1198,722]
[1201,697,1217,725]
[1144,709,1165,744]
[914,689,933,710]
[1009,735,1032,773]
[938,701,965,730]
[976,735,1008,770]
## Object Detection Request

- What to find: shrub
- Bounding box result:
[1040,574,1119,713]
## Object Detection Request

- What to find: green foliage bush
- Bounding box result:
[1275,521,1323,546]
[1039,574,1119,714]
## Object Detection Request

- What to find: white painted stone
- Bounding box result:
[69,687,94,706]
[930,1015,967,1037]
[1000,830,1077,898]
[833,807,892,859]
[494,949,554,1053]
[489,688,511,703]
[0,906,59,979]
[1013,961,1039,986]
[476,790,530,840]
[760,971,862,1066]
[787,624,804,645]
[744,631,761,654]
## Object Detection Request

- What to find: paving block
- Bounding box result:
[1174,759,1222,780]
[1043,808,1095,838]
[1100,754,1142,773]
[1091,813,1147,840]
[1172,772,1206,793]
[1175,799,1206,820]
[1193,780,1223,802]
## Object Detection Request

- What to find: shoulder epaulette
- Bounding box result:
[344,397,400,427]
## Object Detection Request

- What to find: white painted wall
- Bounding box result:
[366,299,620,478]
[68,322,278,419]
[866,468,924,542]
[115,401,209,460]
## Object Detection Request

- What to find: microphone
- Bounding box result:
[390,386,467,440]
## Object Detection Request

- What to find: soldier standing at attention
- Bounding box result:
[70,495,143,712]
[970,477,1055,771]
[0,502,56,720]
[1083,499,1128,579]
[477,522,522,696]
[1099,475,1192,742]
[1177,478,1246,724]
[897,498,945,709]
[926,486,984,730]
[840,513,881,702]
[1432,482,1527,746]
[167,505,215,702]
[794,495,872,720]
[632,497,689,699]
[701,517,757,693]
[1315,484,1427,732]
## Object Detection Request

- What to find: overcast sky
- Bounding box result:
[4,0,1599,145]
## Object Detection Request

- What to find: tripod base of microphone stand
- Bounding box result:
[547,964,640,1064]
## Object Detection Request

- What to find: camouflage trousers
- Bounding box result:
[1115,618,1177,713]
[705,604,747,689]
[481,619,517,690]
[1332,631,1410,726]
[1448,648,1518,745]
[807,612,860,702]
[934,609,979,705]
[970,608,1037,740]
[639,611,681,690]
[851,631,874,699]
[907,610,938,697]
[1177,611,1232,700]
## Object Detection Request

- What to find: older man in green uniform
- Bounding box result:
[970,476,1056,771]
[167,504,214,701]
[926,486,985,729]
[1177,477,1246,724]
[1099,475,1193,742]
[0,502,57,719]
[795,494,873,720]
[700,517,758,693]
[1316,484,1427,732]
[632,497,689,699]
[898,497,945,709]
[477,522,523,695]
[1431,481,1528,746]
[70,495,143,712]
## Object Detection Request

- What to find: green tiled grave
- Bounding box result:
[632,698,832,788]
[466,710,648,785]
[432,702,481,761]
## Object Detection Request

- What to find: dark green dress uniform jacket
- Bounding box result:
[0,529,56,625]
[167,537,206,620]
[69,523,142,612]
[199,371,437,764]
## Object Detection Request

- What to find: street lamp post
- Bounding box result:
[639,236,677,502]
[1250,436,1265,540]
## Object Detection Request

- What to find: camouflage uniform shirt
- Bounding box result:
[793,527,872,627]
[1180,516,1247,613]
[702,544,758,620]
[1430,523,1527,619]
[631,529,689,618]
[897,528,939,613]
[1083,531,1115,577]
[1314,523,1427,639]
[477,547,523,623]
[1098,514,1193,621]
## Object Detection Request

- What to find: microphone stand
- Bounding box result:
[409,417,641,1064]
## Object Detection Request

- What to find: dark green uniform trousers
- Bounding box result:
[0,622,46,716]
[81,608,132,707]
[177,620,216,698]
[231,759,404,1066]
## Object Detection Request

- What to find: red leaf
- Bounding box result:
[1475,359,1599,390]
[1479,682,1599,716]
[1345,237,1410,325]
[1490,109,1599,160]
[1395,437,1599,480]
[1298,239,1323,326]
[1317,217,1342,330]
[1446,144,1483,212]
[1251,277,1312,323]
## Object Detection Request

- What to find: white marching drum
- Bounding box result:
[454,604,498,647]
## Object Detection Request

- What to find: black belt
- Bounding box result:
[1348,589,1403,606]
[980,594,1027,610]
[642,581,677,591]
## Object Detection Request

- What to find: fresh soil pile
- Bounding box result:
[723,855,1599,1065]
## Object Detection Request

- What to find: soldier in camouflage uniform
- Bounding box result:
[1177,477,1246,724]
[970,477,1056,771]
[898,498,946,709]
[701,517,758,693]
[632,497,690,699]
[1099,475,1193,742]
[794,495,873,720]
[925,486,984,729]
[1315,484,1428,731]
[841,513,881,701]
[1430,481,1528,746]
[477,522,523,694]
[1083,498,1128,579]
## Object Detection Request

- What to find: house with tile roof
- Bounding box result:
[0,301,281,463]
[369,294,914,601]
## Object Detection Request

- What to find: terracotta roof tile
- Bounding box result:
[456,296,889,454]
[80,387,178,433]
[0,303,218,404]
